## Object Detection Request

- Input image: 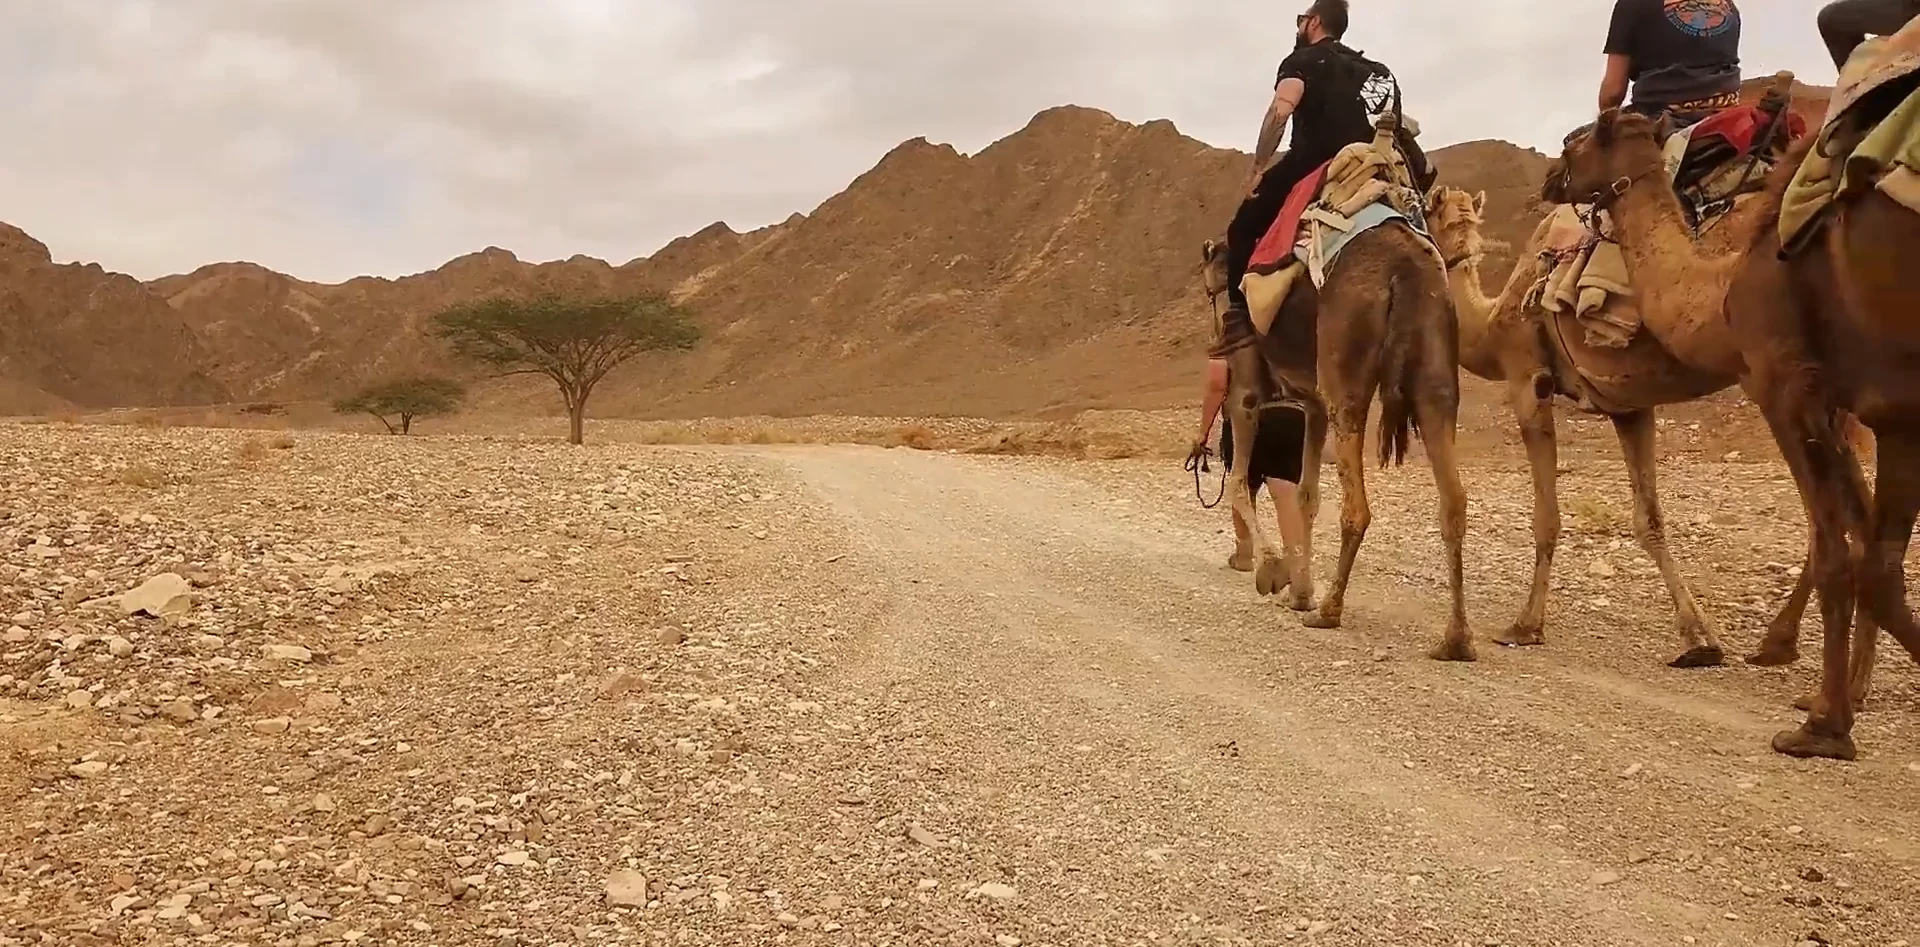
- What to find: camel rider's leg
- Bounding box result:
[1222,150,1320,324]
[1222,420,1257,571]
[1253,402,1312,585]
[1819,0,1920,70]
[1266,478,1311,575]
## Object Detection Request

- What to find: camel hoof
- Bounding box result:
[1253,557,1290,596]
[1493,625,1546,648]
[1428,636,1477,663]
[1302,609,1342,629]
[1771,725,1858,762]
[1668,644,1726,669]
[1744,645,1800,667]
[1286,586,1316,612]
[1227,550,1254,573]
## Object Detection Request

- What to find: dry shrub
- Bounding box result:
[233,439,270,464]
[132,414,163,429]
[745,426,799,445]
[639,424,703,445]
[115,464,171,489]
[889,424,939,451]
[268,434,296,450]
[1567,494,1627,536]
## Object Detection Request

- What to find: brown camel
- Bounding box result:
[1425,187,1876,695]
[1202,199,1474,662]
[1555,107,1920,760]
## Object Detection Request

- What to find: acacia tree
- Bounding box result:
[333,376,466,435]
[432,293,699,445]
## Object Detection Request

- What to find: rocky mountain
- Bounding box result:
[0,223,227,412]
[0,78,1831,418]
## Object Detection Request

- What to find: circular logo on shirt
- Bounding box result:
[1664,0,1736,37]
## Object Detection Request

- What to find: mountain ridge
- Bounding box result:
[0,78,1830,417]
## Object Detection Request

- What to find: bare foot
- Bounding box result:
[1254,557,1290,596]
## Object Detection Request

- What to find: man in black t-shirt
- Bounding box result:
[1215,0,1379,337]
[1818,0,1920,70]
[1598,0,1743,123]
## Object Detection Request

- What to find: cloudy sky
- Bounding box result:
[0,0,1834,283]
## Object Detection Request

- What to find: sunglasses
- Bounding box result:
[1297,13,1312,25]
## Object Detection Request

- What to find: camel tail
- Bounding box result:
[1374,259,1421,469]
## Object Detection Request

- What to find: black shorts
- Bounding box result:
[1218,402,1307,494]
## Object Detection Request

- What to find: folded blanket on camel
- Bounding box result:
[1528,206,1638,348]
[1537,103,1789,349]
[1241,134,1430,336]
[1780,24,1920,249]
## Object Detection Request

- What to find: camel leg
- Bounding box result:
[1497,370,1559,648]
[1755,394,1863,761]
[1856,432,1920,663]
[1229,500,1256,572]
[1611,410,1727,668]
[1224,401,1281,596]
[1417,394,1475,662]
[1792,449,1880,712]
[1749,552,1813,666]
[1286,404,1328,611]
[1301,411,1370,630]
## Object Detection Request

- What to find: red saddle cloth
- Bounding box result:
[1686,104,1808,163]
[1247,158,1334,275]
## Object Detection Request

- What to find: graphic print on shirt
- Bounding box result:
[1663,0,1735,38]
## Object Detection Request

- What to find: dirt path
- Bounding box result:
[2,426,1914,946]
[758,444,1919,947]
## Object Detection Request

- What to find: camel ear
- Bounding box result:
[1423,185,1443,209]
[1594,108,1624,144]
[1472,191,1486,215]
[1202,239,1216,261]
[1651,111,1676,143]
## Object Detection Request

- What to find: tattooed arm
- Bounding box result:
[1245,77,1305,195]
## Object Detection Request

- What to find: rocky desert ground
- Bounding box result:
[2,413,1915,947]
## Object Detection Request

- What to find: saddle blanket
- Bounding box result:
[1780,26,1920,248]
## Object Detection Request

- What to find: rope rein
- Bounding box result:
[1186,445,1227,509]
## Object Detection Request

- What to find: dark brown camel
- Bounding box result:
[1205,198,1474,662]
[1557,107,1920,761]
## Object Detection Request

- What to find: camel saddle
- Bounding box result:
[1780,24,1920,253]
[1239,119,1434,337]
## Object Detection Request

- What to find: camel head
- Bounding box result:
[1423,186,1488,268]
[1200,238,1229,300]
[1548,108,1673,207]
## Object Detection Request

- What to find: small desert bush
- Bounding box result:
[268,434,296,450]
[1567,494,1627,536]
[232,438,270,464]
[889,424,938,451]
[115,464,172,489]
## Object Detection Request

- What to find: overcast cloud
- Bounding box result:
[0,0,1834,282]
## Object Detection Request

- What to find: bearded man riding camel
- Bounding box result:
[1193,0,1382,570]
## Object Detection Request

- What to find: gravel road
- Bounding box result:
[2,426,1915,946]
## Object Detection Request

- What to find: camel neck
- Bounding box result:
[1607,173,1705,291]
[1446,258,1502,381]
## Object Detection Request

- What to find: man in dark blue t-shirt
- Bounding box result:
[1598,0,1743,123]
